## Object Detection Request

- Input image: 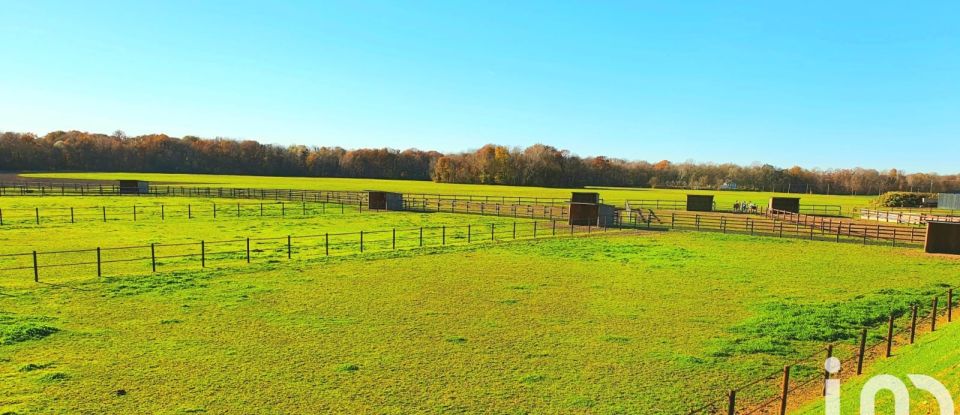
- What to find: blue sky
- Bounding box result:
[1,1,957,173]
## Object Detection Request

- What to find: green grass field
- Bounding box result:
[17,172,876,213]
[1,174,957,414]
[3,227,959,413]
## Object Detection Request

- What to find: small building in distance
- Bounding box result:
[768,197,801,214]
[720,181,738,190]
[367,191,404,211]
[569,192,616,227]
[118,180,149,195]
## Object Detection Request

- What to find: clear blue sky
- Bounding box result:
[1,1,957,173]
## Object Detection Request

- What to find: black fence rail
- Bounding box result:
[401,192,572,206]
[0,218,636,284]
[0,181,367,205]
[0,200,366,226]
[766,209,926,245]
[685,287,955,415]
[402,197,570,220]
[625,200,842,216]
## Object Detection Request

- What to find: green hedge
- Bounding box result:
[873,192,935,208]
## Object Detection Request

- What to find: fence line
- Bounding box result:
[0,200,366,226]
[625,200,843,216]
[765,209,925,245]
[857,208,960,226]
[0,217,639,284]
[685,286,956,414]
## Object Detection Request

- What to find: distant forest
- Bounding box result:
[2,130,957,195]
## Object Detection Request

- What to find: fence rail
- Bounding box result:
[0,200,366,226]
[766,209,925,245]
[858,208,960,226]
[0,218,635,284]
[685,286,956,415]
[625,200,842,216]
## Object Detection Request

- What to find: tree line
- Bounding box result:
[1,130,957,195]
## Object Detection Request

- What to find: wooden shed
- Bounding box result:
[568,192,616,227]
[367,191,404,211]
[118,180,149,195]
[925,221,960,255]
[686,195,714,212]
[769,197,801,213]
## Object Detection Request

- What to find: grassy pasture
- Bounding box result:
[2,229,959,414]
[17,172,876,212]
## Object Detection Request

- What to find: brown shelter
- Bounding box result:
[568,192,616,227]
[367,191,404,210]
[118,180,149,195]
[686,195,714,212]
[925,221,960,255]
[769,197,801,213]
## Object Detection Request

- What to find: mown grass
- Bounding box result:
[2,231,959,414]
[18,172,875,212]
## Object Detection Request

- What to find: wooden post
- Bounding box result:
[442,226,446,245]
[886,314,895,357]
[513,222,517,239]
[727,390,736,415]
[419,227,423,247]
[96,247,101,278]
[533,222,537,239]
[857,328,867,375]
[134,205,137,221]
[246,238,251,263]
[35,207,39,225]
[932,297,938,331]
[281,202,285,217]
[910,305,918,344]
[779,366,790,415]
[237,203,241,217]
[949,289,954,323]
[325,233,330,256]
[201,241,206,268]
[103,206,107,222]
[0,208,3,226]
[32,251,38,282]
[151,243,156,272]
[823,345,833,396]
[70,207,74,223]
[161,205,165,221]
[213,203,217,219]
[392,228,396,249]
[360,231,364,252]
[467,224,472,243]
[188,204,192,219]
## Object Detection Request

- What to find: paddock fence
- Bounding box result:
[0,200,372,226]
[644,211,924,247]
[765,209,926,246]
[0,217,636,286]
[857,208,960,226]
[684,286,956,415]
[624,200,843,216]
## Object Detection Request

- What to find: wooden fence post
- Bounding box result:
[513,222,517,239]
[103,206,107,222]
[442,226,446,245]
[325,233,330,256]
[35,207,39,225]
[823,345,833,396]
[32,251,38,282]
[392,228,396,249]
[287,236,292,259]
[932,297,938,331]
[97,247,102,278]
[727,390,736,415]
[246,238,251,263]
[161,205,165,220]
[419,227,423,247]
[533,222,537,239]
[151,243,156,272]
[201,240,205,268]
[70,207,74,223]
[779,365,790,415]
[949,289,954,322]
[360,231,364,253]
[886,313,895,357]
[188,204,192,219]
[857,328,867,375]
[910,305,918,344]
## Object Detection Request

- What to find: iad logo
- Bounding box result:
[823,357,955,415]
